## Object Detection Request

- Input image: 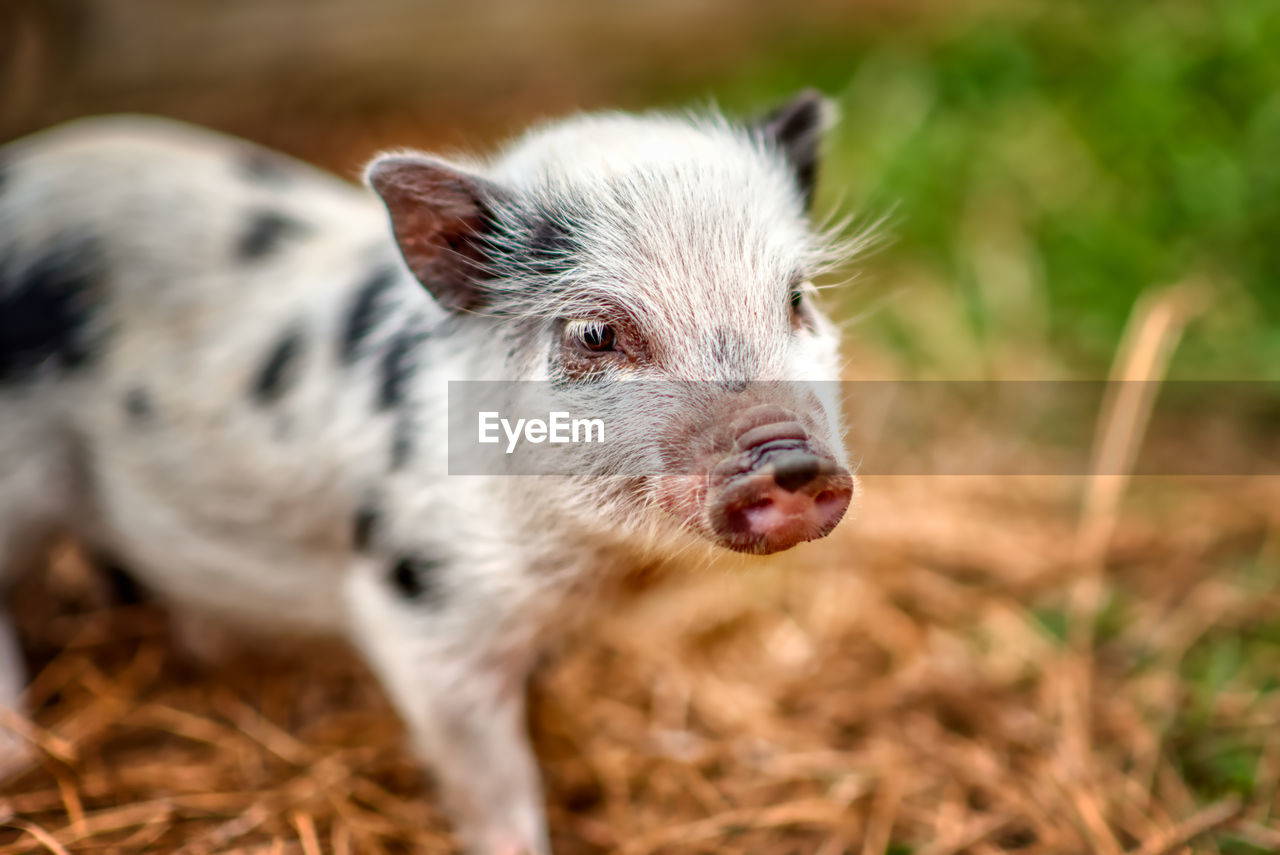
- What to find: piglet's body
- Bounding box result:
[0,98,855,854]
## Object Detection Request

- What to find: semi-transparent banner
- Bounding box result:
[444,380,1280,476]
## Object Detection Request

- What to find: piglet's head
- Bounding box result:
[367,90,859,554]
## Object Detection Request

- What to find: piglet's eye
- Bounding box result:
[789,288,804,313]
[570,320,617,353]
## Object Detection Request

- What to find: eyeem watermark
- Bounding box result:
[478,411,606,454]
[450,380,1280,475]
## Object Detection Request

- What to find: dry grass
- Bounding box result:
[3,296,1280,854]
[2,473,1278,855]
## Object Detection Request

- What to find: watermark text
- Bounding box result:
[478,411,606,454]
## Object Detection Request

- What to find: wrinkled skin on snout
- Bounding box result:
[646,385,854,555]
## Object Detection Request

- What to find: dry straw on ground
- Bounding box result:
[2,289,1279,854]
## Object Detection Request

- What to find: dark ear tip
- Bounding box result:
[753,89,834,211]
[774,89,836,132]
[752,89,838,150]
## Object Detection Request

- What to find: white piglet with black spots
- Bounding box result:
[0,94,857,854]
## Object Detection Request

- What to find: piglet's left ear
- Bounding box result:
[366,155,507,312]
[752,89,834,212]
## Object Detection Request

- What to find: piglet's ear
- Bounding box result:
[753,89,833,211]
[366,155,506,312]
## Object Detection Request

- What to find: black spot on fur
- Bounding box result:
[0,235,104,383]
[238,149,293,185]
[389,554,441,602]
[252,326,305,403]
[124,387,154,421]
[94,555,147,605]
[378,324,426,411]
[341,266,398,363]
[524,215,579,278]
[353,503,379,552]
[237,209,308,261]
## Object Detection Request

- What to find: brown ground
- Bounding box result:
[1,466,1278,854]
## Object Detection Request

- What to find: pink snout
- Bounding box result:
[706,407,853,555]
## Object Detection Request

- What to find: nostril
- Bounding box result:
[813,489,838,505]
[726,496,773,534]
[772,455,821,493]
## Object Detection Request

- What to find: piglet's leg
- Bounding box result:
[0,608,33,777]
[345,567,550,855]
[0,499,57,778]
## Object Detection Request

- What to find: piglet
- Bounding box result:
[0,93,856,853]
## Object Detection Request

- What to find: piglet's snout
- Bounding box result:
[707,405,853,555]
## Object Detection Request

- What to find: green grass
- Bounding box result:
[667,0,1280,378]
[1160,557,1280,819]
[1172,599,1280,796]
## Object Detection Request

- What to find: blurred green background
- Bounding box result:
[698,1,1280,381]
[4,0,1277,379]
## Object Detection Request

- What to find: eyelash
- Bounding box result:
[566,320,617,354]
